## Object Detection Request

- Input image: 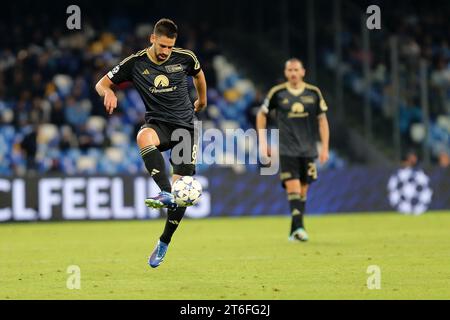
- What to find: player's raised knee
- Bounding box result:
[137,128,160,147]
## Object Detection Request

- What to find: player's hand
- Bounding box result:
[104,90,118,115]
[319,148,329,165]
[194,99,207,112]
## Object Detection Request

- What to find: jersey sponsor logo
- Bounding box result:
[288,102,309,118]
[154,75,170,87]
[165,64,184,73]
[150,75,177,93]
[292,102,304,113]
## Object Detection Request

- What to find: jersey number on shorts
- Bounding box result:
[307,162,318,180]
[191,144,198,164]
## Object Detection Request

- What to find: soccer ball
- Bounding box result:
[172,176,202,207]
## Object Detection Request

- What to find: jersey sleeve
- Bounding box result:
[107,55,137,84]
[315,87,328,116]
[260,87,281,114]
[184,50,201,76]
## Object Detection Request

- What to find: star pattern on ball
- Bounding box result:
[172,176,203,207]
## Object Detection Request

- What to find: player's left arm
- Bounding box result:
[316,87,329,165]
[192,69,207,112]
[318,114,329,165]
[184,49,207,112]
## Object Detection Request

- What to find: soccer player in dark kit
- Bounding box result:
[95,18,207,268]
[256,58,329,242]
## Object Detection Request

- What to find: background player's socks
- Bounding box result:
[141,145,171,192]
[160,207,187,244]
[288,193,304,234]
[300,195,306,229]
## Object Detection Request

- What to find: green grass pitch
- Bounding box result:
[1,212,450,300]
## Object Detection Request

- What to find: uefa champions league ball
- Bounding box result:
[172,176,202,207]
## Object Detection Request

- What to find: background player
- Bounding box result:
[256,58,329,242]
[95,18,207,267]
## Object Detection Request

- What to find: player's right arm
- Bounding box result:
[256,90,277,158]
[95,53,137,115]
[256,108,270,158]
[95,76,117,115]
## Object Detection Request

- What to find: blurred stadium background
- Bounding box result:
[0,0,450,221]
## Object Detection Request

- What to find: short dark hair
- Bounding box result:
[285,58,304,68]
[153,18,178,38]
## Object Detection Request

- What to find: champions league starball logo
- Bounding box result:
[387,168,433,215]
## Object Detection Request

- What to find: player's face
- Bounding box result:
[284,61,305,85]
[151,34,176,61]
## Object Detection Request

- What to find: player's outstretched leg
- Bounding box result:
[147,206,187,268]
[144,191,177,210]
[138,128,176,209]
[148,239,169,268]
[140,143,176,209]
[160,206,187,244]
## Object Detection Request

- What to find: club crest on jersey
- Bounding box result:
[300,96,315,104]
[165,64,183,73]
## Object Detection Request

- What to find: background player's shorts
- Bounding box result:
[139,120,197,176]
[279,155,318,187]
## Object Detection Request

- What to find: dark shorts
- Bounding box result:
[139,120,197,176]
[279,156,318,187]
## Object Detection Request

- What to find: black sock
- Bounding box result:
[140,146,171,192]
[300,194,307,229]
[288,193,304,234]
[160,207,187,244]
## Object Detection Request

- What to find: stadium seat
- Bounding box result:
[410,123,426,143]
[87,116,107,133]
[77,155,97,173]
[110,131,129,148]
[437,115,450,132]
[105,147,125,164]
[38,124,59,144]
